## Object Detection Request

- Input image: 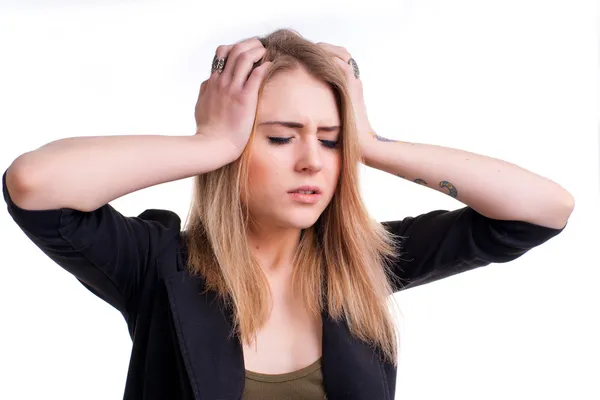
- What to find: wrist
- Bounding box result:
[192,131,242,167]
[361,136,380,167]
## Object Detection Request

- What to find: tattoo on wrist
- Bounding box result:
[369,131,398,142]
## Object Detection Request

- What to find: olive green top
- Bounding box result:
[242,357,327,399]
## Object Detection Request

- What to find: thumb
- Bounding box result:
[243,61,272,95]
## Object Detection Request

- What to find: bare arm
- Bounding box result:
[362,138,573,230]
[7,134,236,212]
[7,38,272,213]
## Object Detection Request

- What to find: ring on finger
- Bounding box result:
[211,54,227,74]
[347,57,360,79]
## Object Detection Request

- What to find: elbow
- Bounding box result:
[561,190,575,222]
[550,191,575,230]
[5,158,37,210]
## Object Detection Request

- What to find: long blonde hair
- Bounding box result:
[183,28,403,365]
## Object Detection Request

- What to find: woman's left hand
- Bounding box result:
[316,42,375,161]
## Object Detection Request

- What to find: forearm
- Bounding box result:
[363,138,574,229]
[7,134,235,212]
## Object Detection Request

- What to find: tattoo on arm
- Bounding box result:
[396,175,458,198]
[439,180,458,198]
[396,175,428,185]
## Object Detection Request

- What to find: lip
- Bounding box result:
[288,191,321,204]
[287,185,322,194]
[287,186,323,205]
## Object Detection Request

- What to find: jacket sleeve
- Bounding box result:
[2,168,181,322]
[381,205,567,292]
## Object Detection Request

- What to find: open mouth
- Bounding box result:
[288,191,321,204]
[289,190,318,194]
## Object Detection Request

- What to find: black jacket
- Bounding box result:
[2,169,566,399]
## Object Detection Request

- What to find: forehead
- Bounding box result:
[257,67,340,126]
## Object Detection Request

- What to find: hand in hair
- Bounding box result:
[194,37,272,161]
[316,42,377,160]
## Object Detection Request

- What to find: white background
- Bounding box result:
[0,0,598,399]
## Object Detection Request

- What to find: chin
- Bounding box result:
[280,213,321,230]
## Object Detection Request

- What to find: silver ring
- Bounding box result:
[211,55,227,74]
[347,57,360,78]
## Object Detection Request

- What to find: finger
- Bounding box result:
[210,44,234,78]
[242,61,272,97]
[316,42,351,63]
[332,57,357,80]
[230,46,267,90]
[199,80,208,97]
[220,38,264,85]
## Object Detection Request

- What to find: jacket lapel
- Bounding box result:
[159,237,245,400]
[158,234,390,400]
[321,311,391,400]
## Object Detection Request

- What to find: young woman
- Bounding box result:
[3,29,573,400]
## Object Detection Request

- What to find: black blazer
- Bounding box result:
[2,169,566,400]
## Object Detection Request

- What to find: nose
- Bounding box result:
[295,136,323,173]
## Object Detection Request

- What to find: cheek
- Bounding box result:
[247,153,285,201]
[328,154,342,183]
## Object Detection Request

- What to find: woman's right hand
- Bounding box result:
[194,37,272,161]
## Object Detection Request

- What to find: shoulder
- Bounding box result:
[137,208,182,232]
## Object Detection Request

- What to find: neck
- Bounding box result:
[247,222,302,279]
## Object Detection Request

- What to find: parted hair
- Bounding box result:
[183,28,403,365]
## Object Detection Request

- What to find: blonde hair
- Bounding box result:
[183,28,403,365]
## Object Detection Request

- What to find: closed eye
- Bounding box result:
[267,137,292,145]
[267,137,339,149]
[320,140,339,149]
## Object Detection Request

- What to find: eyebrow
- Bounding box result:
[258,121,340,132]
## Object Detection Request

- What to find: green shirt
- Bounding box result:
[243,357,326,399]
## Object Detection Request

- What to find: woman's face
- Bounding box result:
[244,66,342,231]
